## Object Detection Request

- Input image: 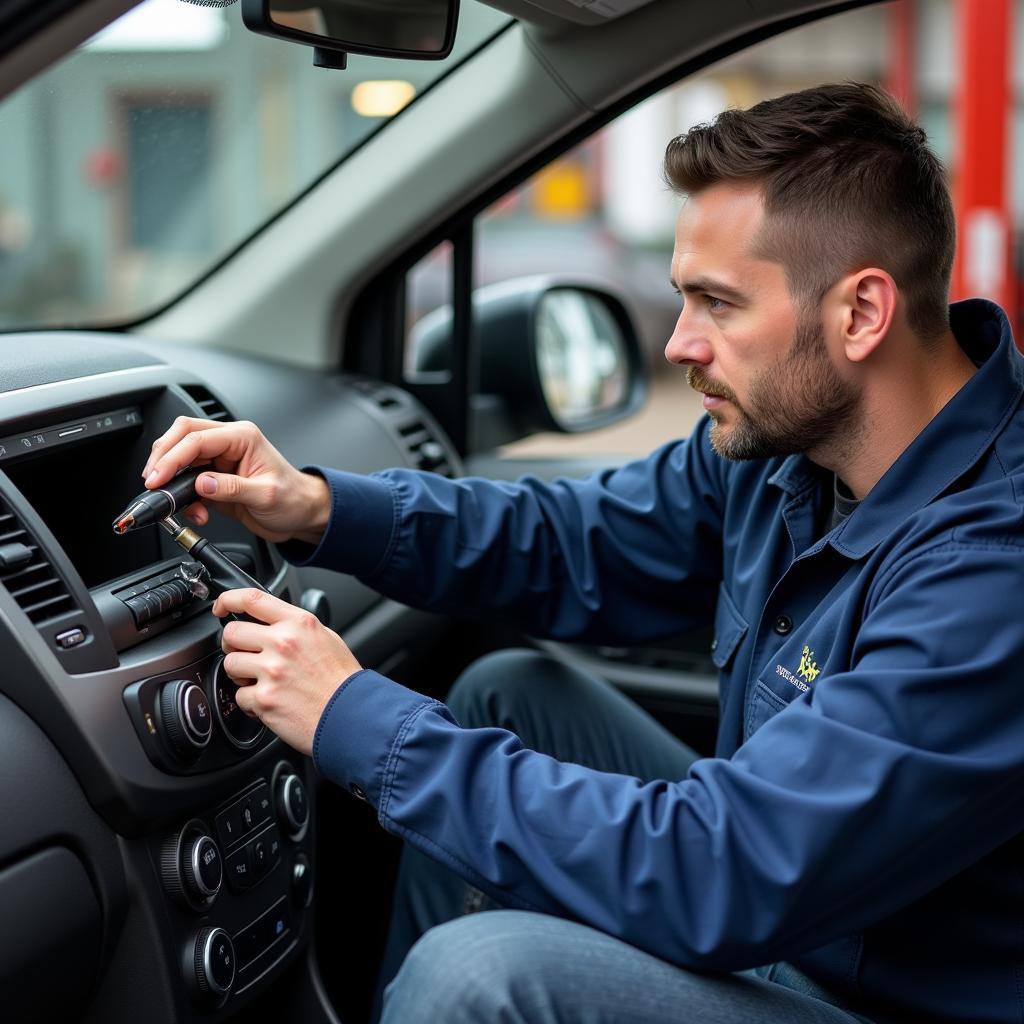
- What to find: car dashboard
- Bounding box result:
[0,332,463,1024]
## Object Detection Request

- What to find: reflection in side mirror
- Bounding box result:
[536,290,630,430]
[241,0,459,69]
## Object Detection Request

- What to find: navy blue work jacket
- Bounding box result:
[292,299,1024,1024]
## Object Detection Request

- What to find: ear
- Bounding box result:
[836,269,897,363]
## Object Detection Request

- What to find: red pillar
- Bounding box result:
[886,1,917,114]
[951,0,1015,316]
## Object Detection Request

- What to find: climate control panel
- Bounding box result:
[123,651,272,774]
[151,760,314,1013]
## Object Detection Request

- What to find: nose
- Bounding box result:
[664,305,713,367]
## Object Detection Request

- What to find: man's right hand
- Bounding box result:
[142,417,330,546]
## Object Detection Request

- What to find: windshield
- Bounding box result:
[0,0,510,331]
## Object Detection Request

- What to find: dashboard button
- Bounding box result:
[215,804,244,849]
[55,627,86,649]
[252,783,273,825]
[292,853,313,908]
[252,839,268,877]
[240,797,256,832]
[225,845,254,891]
[266,825,282,865]
[125,595,150,626]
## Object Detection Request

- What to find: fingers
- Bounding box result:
[180,501,209,526]
[222,650,263,683]
[232,682,259,718]
[194,470,279,513]
[221,619,267,653]
[144,419,258,487]
[212,587,292,625]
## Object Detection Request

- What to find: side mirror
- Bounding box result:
[411,276,648,447]
[241,0,459,69]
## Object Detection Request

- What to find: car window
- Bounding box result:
[467,0,1005,459]
[0,0,510,331]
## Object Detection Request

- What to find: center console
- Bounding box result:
[0,367,321,1023]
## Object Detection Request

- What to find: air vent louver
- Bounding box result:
[182,384,231,422]
[398,421,453,476]
[351,380,454,478]
[0,497,78,625]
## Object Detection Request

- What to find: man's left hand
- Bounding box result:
[213,589,362,756]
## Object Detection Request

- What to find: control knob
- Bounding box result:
[191,926,235,1007]
[162,820,223,910]
[276,771,309,841]
[158,679,212,760]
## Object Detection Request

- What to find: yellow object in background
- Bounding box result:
[352,81,417,118]
[533,161,591,218]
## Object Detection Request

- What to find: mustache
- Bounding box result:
[687,367,737,403]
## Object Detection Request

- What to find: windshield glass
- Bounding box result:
[0,0,509,330]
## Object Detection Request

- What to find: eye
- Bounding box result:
[706,295,729,312]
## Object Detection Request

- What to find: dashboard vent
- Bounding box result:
[350,379,400,410]
[0,497,77,625]
[398,421,453,477]
[350,380,454,478]
[182,384,231,422]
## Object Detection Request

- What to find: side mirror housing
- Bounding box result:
[411,276,648,448]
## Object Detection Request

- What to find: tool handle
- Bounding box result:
[190,537,268,623]
[162,465,211,512]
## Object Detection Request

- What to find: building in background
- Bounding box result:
[2,0,1023,356]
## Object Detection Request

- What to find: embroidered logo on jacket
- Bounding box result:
[775,645,821,693]
[797,645,821,683]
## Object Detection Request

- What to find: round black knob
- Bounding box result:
[211,657,265,750]
[193,926,235,1006]
[161,820,221,912]
[159,679,212,760]
[277,773,309,841]
[182,834,223,900]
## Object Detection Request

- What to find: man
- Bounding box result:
[144,83,1024,1023]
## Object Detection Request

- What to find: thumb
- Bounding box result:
[195,471,269,510]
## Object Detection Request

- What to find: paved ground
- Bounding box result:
[501,366,705,459]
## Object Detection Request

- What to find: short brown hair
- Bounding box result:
[664,82,955,342]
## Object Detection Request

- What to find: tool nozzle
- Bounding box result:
[112,501,148,535]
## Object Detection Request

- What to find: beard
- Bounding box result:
[688,310,861,461]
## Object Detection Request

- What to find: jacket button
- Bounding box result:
[773,615,793,636]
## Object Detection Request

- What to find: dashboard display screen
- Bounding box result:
[6,429,164,588]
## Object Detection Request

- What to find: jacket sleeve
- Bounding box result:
[313,537,1024,970]
[280,418,728,644]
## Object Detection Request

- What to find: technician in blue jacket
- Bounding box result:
[144,82,1024,1024]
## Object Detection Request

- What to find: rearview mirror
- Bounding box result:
[241,0,459,69]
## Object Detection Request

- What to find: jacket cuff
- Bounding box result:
[313,669,443,806]
[276,467,397,578]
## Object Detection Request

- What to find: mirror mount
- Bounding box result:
[313,46,348,69]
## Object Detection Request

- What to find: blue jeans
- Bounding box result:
[376,650,875,1024]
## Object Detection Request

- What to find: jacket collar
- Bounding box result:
[768,299,1024,559]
